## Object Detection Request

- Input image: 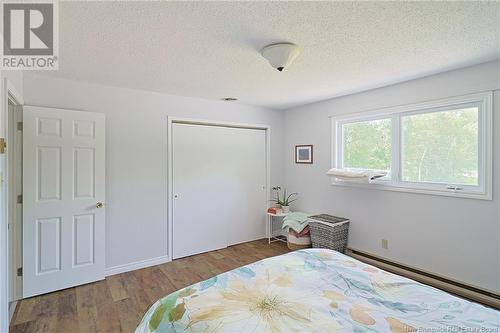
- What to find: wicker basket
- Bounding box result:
[287,230,311,251]
[309,214,349,253]
[287,241,310,251]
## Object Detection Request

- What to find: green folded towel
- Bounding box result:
[282,212,310,233]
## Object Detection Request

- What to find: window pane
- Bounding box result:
[402,107,479,185]
[342,118,392,172]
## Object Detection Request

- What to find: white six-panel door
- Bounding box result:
[23,106,105,297]
[172,123,267,259]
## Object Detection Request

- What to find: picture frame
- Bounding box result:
[295,145,313,164]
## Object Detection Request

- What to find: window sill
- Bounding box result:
[330,179,491,200]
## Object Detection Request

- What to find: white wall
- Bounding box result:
[284,60,500,293]
[22,74,285,272]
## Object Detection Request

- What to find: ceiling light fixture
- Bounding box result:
[261,42,300,72]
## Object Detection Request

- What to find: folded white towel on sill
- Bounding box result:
[326,168,387,183]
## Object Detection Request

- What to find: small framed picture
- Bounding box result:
[295,145,313,164]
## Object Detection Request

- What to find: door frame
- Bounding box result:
[1,78,24,331]
[7,90,23,303]
[166,117,271,261]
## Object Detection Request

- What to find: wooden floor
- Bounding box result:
[10,239,289,333]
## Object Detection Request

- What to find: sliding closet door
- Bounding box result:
[225,128,267,246]
[172,123,266,259]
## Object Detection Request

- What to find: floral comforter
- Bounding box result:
[136,249,499,333]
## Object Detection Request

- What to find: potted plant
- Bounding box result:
[271,186,298,213]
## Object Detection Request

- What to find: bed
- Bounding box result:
[135,249,499,333]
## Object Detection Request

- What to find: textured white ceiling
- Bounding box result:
[35,1,500,109]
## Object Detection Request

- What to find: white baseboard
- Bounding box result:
[105,254,171,277]
[9,301,17,323]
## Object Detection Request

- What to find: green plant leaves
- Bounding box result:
[271,188,298,205]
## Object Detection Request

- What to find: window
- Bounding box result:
[401,106,479,186]
[332,92,492,199]
[342,118,392,173]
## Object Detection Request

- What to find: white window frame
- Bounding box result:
[330,92,492,200]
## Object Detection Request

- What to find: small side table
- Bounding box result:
[267,212,290,244]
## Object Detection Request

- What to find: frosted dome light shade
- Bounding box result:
[261,43,300,71]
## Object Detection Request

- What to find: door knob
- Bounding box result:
[96,202,104,208]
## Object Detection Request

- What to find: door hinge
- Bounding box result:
[17,267,22,277]
[17,122,23,131]
[17,194,22,204]
[0,138,5,154]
